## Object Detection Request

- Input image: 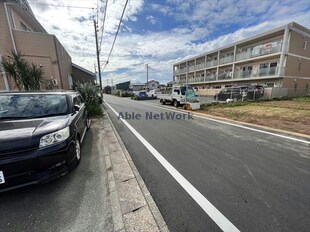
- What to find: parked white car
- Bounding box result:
[147,90,158,98]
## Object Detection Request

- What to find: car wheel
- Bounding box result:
[75,138,81,165]
[86,118,91,131]
[160,99,164,105]
[173,100,178,107]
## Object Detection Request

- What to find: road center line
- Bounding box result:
[108,97,309,145]
[104,100,240,232]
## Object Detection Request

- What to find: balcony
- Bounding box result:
[218,72,232,80]
[236,42,282,61]
[188,65,196,72]
[174,67,187,74]
[234,66,279,79]
[195,63,205,70]
[206,60,218,68]
[176,74,217,84]
[219,55,234,65]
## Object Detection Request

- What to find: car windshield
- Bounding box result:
[0,94,68,119]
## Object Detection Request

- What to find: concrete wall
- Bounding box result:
[13,30,61,89]
[54,37,72,89]
[197,89,221,96]
[288,30,310,58]
[281,78,310,97]
[284,55,310,77]
[262,87,289,100]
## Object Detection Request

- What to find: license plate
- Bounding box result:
[0,171,5,184]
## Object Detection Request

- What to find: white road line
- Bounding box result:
[105,101,240,232]
[108,97,310,145]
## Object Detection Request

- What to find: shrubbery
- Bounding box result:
[77,82,103,116]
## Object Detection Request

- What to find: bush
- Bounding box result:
[77,82,103,116]
[121,92,134,97]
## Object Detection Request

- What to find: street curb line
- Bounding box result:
[104,110,169,231]
[102,114,125,232]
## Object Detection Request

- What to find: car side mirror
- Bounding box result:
[74,105,81,112]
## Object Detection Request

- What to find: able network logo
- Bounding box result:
[118,112,194,120]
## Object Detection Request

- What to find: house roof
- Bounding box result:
[147,80,159,84]
[72,63,95,76]
[130,82,145,86]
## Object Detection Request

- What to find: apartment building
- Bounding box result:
[173,22,310,97]
[0,0,94,91]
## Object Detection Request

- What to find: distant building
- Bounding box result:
[146,80,159,90]
[0,0,94,91]
[173,22,310,97]
[116,81,130,91]
[129,82,145,91]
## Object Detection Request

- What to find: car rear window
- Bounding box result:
[0,94,68,119]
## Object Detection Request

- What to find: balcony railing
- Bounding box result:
[234,66,279,79]
[219,55,234,65]
[206,60,218,68]
[195,63,205,70]
[218,72,232,80]
[188,65,196,72]
[176,74,217,84]
[236,42,282,61]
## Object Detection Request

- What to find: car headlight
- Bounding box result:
[39,127,70,148]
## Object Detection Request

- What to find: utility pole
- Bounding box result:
[94,19,103,98]
[146,63,149,91]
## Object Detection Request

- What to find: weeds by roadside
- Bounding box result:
[198,99,310,135]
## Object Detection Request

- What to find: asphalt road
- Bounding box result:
[0,119,113,232]
[104,95,310,232]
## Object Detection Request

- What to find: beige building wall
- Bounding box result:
[54,37,72,90]
[284,55,310,77]
[281,78,310,97]
[288,30,310,58]
[0,2,73,91]
[11,9,35,31]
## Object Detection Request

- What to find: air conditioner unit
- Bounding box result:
[52,79,58,85]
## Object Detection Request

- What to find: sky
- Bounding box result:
[28,0,310,86]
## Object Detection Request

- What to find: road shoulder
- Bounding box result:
[101,111,169,231]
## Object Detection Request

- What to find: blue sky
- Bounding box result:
[30,0,310,85]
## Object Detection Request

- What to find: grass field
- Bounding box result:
[199,97,310,135]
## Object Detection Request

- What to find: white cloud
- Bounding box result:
[28,0,310,86]
[146,15,157,24]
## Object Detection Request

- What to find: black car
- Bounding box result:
[214,85,264,101]
[0,91,91,192]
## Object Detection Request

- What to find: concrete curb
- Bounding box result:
[101,112,169,232]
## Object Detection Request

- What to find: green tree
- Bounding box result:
[0,50,43,90]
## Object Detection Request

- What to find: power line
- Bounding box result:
[99,0,109,53]
[28,2,95,9]
[102,0,128,71]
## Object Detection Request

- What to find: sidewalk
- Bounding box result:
[98,112,169,232]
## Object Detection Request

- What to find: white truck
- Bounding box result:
[158,86,200,110]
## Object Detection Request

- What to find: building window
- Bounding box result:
[294,83,298,92]
[298,62,302,71]
[303,41,307,50]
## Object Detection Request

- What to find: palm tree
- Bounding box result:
[0,50,43,90]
